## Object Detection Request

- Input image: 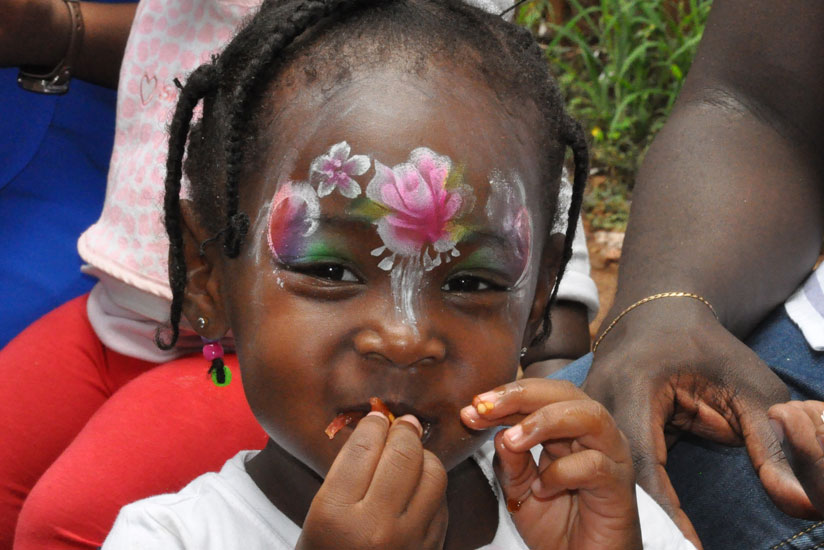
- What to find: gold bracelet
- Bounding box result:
[592,292,718,353]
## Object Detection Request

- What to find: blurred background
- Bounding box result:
[515,0,713,333]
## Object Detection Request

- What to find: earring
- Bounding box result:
[196,316,209,330]
[520,347,527,358]
[202,337,231,387]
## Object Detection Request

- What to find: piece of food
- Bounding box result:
[324,397,397,440]
[368,396,396,422]
[324,411,365,440]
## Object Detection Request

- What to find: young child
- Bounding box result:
[3,0,597,547]
[100,1,694,548]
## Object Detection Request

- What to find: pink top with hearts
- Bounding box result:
[77,0,258,300]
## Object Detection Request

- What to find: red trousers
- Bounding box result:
[0,295,268,549]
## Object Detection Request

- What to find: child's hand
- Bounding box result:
[768,400,824,516]
[297,412,448,550]
[461,379,642,550]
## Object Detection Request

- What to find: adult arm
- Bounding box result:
[0,0,137,89]
[582,0,824,543]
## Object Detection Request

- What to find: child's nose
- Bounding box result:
[353,323,446,368]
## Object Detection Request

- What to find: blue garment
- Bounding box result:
[0,70,116,347]
[551,307,824,549]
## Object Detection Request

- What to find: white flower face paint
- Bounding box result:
[309,141,371,198]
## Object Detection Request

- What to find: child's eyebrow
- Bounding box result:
[462,230,516,249]
[315,213,374,229]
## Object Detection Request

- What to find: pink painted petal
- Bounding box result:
[317,179,335,197]
[376,219,420,256]
[338,177,362,198]
[441,192,463,220]
[309,156,328,185]
[343,155,370,176]
[388,164,432,213]
[328,141,351,161]
[366,161,395,204]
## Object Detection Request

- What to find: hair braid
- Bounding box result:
[220,0,365,257]
[157,63,218,350]
[533,113,589,345]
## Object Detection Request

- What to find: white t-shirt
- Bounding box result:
[103,443,695,550]
[785,265,824,351]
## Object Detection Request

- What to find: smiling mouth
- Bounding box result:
[324,396,435,443]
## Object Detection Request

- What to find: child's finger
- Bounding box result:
[419,491,449,550]
[460,378,588,430]
[491,430,538,510]
[500,399,632,466]
[323,411,390,504]
[405,449,449,529]
[365,414,426,515]
[531,448,634,502]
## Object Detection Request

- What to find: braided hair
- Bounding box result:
[158,0,588,350]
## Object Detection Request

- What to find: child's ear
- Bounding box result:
[179,200,229,339]
[524,232,565,346]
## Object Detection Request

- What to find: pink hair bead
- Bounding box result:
[202,342,224,361]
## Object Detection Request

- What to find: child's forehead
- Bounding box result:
[261,63,549,196]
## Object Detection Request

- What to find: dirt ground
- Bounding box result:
[585,227,622,340]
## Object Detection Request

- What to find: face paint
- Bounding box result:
[267,181,321,262]
[485,171,534,289]
[350,147,476,326]
[309,141,371,198]
[266,142,538,329]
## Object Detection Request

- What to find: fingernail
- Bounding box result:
[817,433,824,454]
[396,414,423,437]
[769,418,784,445]
[505,425,524,445]
[530,478,544,496]
[473,392,500,410]
[367,410,388,421]
[461,405,481,425]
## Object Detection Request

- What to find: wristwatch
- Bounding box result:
[17,0,84,95]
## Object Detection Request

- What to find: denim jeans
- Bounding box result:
[551,307,824,550]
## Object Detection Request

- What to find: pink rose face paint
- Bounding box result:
[266,142,536,327]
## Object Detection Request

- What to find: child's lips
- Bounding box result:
[326,398,436,443]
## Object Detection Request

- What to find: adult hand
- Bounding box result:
[768,401,824,515]
[583,299,817,547]
[461,378,642,550]
[297,412,448,550]
[0,0,68,68]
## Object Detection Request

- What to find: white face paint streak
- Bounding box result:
[390,255,424,332]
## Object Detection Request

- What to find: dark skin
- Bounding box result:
[0,0,136,88]
[524,299,590,377]
[0,1,590,363]
[768,401,824,516]
[581,0,824,546]
[181,60,640,549]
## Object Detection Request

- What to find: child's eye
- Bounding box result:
[441,275,504,292]
[290,263,361,283]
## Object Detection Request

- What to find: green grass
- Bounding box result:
[519,0,712,230]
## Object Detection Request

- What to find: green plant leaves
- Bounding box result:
[518,0,712,230]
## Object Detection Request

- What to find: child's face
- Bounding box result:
[216,62,558,475]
